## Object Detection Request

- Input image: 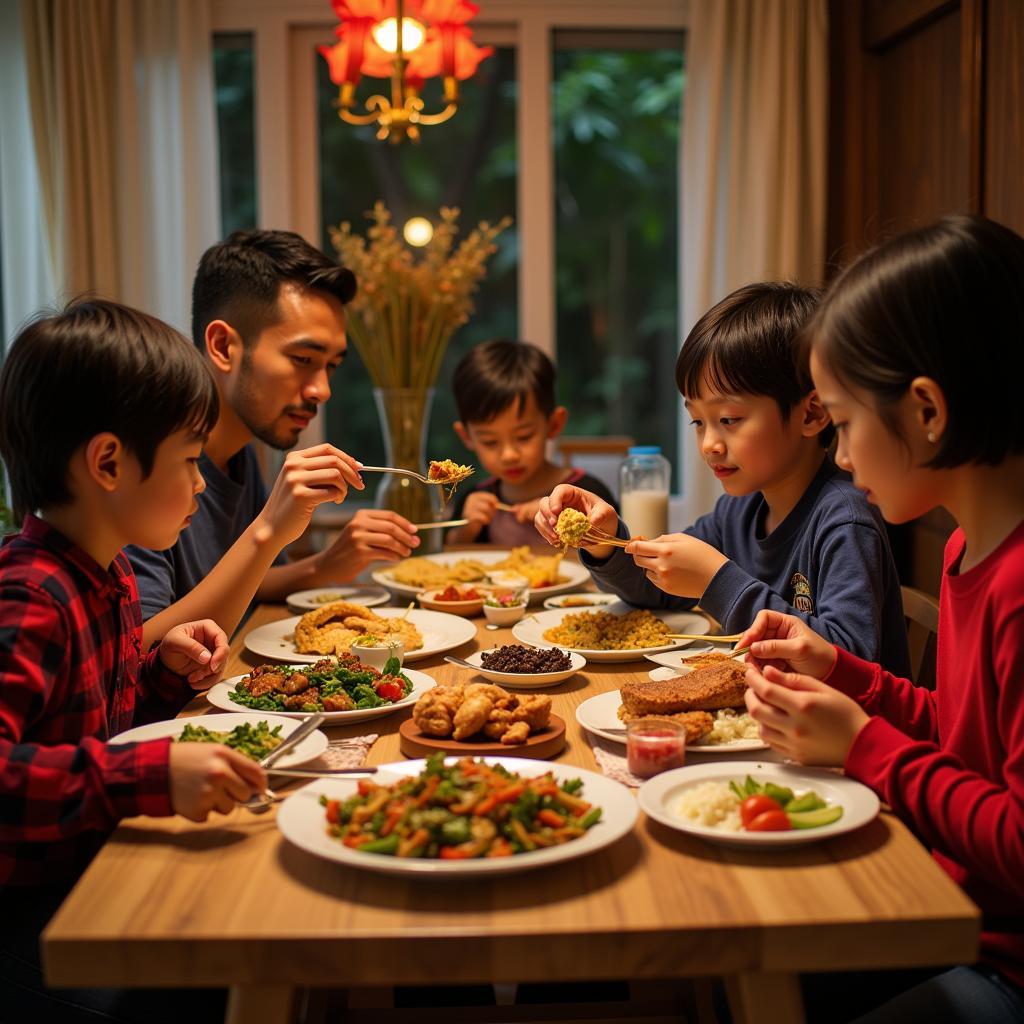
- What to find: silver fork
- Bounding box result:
[359,466,447,486]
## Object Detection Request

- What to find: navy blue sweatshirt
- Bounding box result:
[582,458,911,676]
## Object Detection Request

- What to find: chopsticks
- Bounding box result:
[413,518,469,530]
[666,632,745,642]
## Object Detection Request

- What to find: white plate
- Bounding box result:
[276,755,638,877]
[109,712,328,768]
[373,549,592,602]
[511,603,710,662]
[286,585,391,613]
[454,649,587,689]
[639,762,879,847]
[206,666,436,723]
[542,592,619,610]
[574,689,768,752]
[243,608,478,664]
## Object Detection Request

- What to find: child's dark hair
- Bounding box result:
[675,282,832,446]
[0,299,219,523]
[191,229,357,350]
[453,339,557,424]
[808,215,1024,469]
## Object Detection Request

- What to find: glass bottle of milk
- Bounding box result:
[619,446,670,539]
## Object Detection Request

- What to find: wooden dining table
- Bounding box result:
[42,593,979,1024]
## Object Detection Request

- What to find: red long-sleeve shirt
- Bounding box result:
[0,516,188,888]
[830,521,1024,987]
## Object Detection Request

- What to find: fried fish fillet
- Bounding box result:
[293,600,423,656]
[619,661,748,716]
[615,708,714,744]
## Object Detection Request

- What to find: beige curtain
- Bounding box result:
[21,0,219,333]
[679,0,828,523]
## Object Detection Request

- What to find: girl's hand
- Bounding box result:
[744,664,870,766]
[168,743,265,820]
[159,619,230,688]
[736,609,838,679]
[624,534,728,598]
[534,485,619,554]
[512,498,543,524]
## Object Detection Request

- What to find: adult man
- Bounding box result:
[130,230,419,646]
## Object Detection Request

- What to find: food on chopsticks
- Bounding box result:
[672,776,843,833]
[387,546,566,591]
[175,720,284,761]
[542,609,672,651]
[554,508,591,550]
[617,654,753,746]
[321,752,602,858]
[294,600,423,657]
[427,459,475,501]
[229,654,413,713]
[412,681,551,745]
[479,644,572,674]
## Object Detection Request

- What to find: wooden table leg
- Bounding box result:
[725,972,804,1024]
[226,984,297,1024]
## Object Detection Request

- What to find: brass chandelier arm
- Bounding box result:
[413,101,458,126]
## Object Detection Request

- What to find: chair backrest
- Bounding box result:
[557,435,634,500]
[901,585,939,687]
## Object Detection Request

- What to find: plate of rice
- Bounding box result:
[511,603,710,662]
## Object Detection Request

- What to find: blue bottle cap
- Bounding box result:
[628,446,661,455]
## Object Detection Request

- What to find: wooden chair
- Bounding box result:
[901,585,940,688]
[557,435,635,466]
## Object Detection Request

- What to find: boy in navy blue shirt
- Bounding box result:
[536,282,911,675]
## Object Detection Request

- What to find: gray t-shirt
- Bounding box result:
[582,457,912,676]
[127,446,284,621]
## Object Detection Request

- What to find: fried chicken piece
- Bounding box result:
[322,692,356,712]
[412,686,461,737]
[465,683,510,704]
[284,687,319,710]
[500,721,531,745]
[512,693,552,730]
[453,692,494,740]
[278,672,310,695]
[243,671,285,697]
[482,693,552,741]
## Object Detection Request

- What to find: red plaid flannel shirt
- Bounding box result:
[0,516,190,888]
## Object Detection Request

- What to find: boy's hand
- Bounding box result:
[464,491,499,529]
[744,664,870,766]
[736,609,838,679]
[624,533,728,598]
[512,498,543,524]
[256,444,365,549]
[318,509,419,577]
[535,485,619,556]
[159,619,229,688]
[168,743,266,821]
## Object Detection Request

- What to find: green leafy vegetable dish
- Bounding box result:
[322,752,603,859]
[229,653,413,713]
[175,721,284,761]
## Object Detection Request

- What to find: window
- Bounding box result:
[553,36,684,487]
[316,45,518,470]
[213,32,257,237]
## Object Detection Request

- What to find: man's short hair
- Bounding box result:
[453,339,557,424]
[675,282,832,446]
[191,229,357,349]
[0,299,219,522]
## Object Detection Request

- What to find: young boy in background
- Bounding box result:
[0,300,264,1021]
[447,339,617,547]
[536,283,910,674]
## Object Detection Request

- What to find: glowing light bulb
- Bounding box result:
[403,217,434,247]
[372,17,425,55]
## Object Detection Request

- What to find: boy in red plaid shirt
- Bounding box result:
[0,300,265,1021]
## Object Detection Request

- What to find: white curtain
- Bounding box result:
[18,0,220,336]
[678,0,828,525]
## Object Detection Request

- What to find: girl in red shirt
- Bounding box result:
[739,215,1024,1023]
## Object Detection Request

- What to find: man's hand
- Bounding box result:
[535,485,619,557]
[318,509,419,579]
[744,664,870,766]
[624,533,728,598]
[446,491,499,544]
[158,619,229,688]
[255,444,364,549]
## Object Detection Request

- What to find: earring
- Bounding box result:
[927,432,937,443]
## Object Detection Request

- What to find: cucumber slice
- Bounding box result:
[785,791,826,814]
[787,805,843,829]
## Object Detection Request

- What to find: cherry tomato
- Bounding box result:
[740,794,784,828]
[746,809,792,832]
[374,679,405,702]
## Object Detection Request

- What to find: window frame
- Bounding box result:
[210,0,687,489]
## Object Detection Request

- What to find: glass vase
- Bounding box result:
[373,387,444,554]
